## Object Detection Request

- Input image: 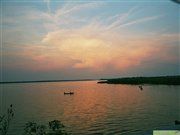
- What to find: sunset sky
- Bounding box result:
[1,0,179,81]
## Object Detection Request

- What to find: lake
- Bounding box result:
[0,81,179,135]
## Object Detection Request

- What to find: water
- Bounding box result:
[0,81,179,135]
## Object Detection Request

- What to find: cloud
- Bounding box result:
[106,6,140,30]
[44,0,51,13]
[117,15,164,28]
[2,1,179,76]
[54,2,103,17]
[38,24,178,72]
[23,1,104,31]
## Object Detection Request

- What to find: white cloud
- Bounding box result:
[117,15,164,28]
[3,1,178,73]
[106,6,139,30]
[44,0,51,13]
[40,24,177,71]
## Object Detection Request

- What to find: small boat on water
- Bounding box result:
[64,92,74,95]
[139,85,143,90]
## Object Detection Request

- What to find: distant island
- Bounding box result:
[98,75,180,85]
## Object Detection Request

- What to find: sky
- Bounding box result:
[0,0,180,81]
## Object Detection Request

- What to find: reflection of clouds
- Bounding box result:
[62,84,108,127]
[60,81,143,132]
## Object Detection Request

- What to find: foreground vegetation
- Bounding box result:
[24,120,68,135]
[0,105,14,135]
[0,105,69,135]
[98,75,180,85]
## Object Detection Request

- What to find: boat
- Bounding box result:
[139,85,143,90]
[64,92,74,95]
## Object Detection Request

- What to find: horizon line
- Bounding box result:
[0,79,97,84]
[0,75,179,84]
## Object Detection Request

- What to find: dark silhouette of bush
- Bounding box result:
[1,104,68,135]
[24,122,47,135]
[24,120,68,135]
[98,76,180,85]
[0,104,14,135]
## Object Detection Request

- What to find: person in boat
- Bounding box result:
[139,85,143,90]
[64,92,74,94]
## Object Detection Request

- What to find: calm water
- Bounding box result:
[0,81,179,135]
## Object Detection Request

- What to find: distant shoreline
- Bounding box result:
[98,75,180,85]
[0,79,96,84]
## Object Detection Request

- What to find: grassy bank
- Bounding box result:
[98,76,180,85]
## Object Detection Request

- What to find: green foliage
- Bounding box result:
[0,104,14,135]
[24,120,69,135]
[24,122,38,135]
[37,125,46,135]
[1,104,69,135]
[49,120,65,131]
